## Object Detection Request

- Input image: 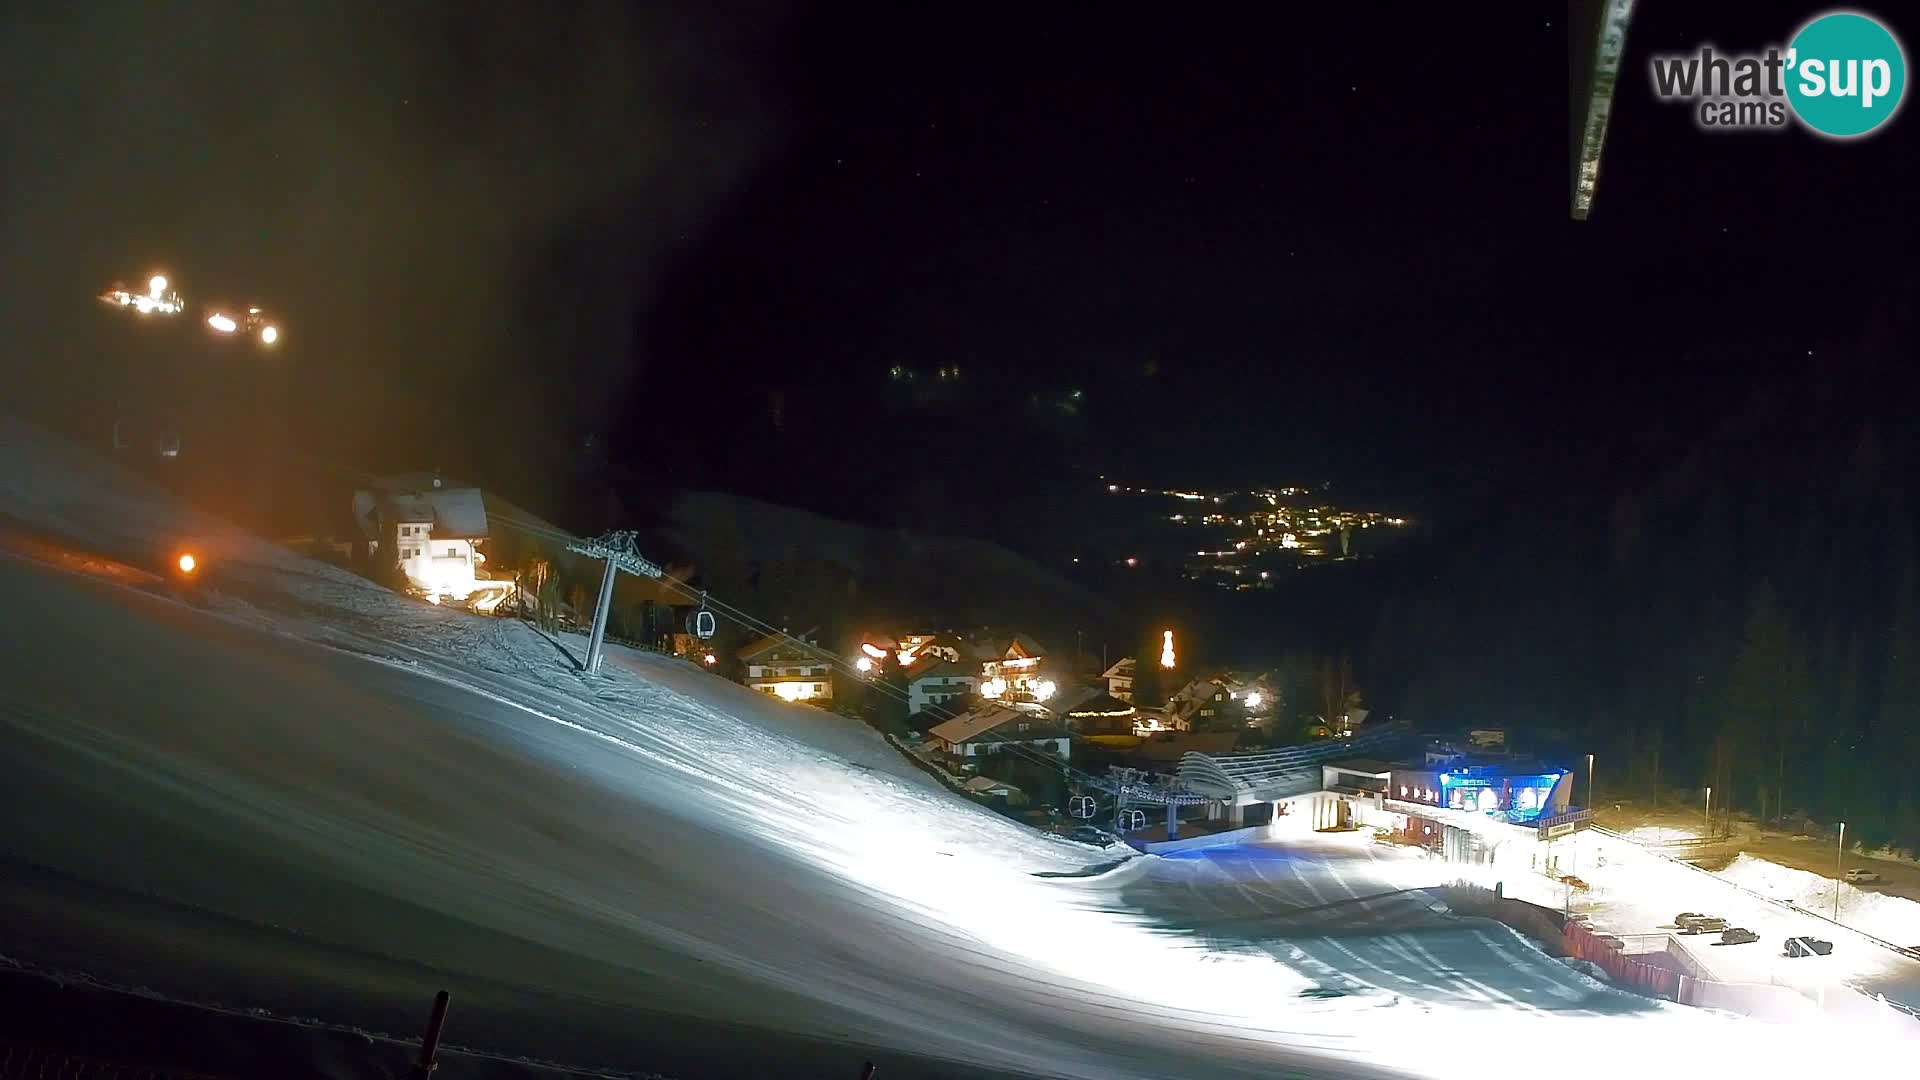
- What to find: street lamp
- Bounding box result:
[1587,753,1595,809]
[1836,821,1846,922]
[1704,786,1712,839]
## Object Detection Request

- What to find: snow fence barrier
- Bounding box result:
[1564,920,1684,1001]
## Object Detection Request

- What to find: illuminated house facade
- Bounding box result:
[740,632,835,703]
[979,634,1051,702]
[351,482,489,600]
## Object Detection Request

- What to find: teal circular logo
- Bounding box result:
[1787,12,1907,137]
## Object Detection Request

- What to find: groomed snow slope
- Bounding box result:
[1,413,1914,1079]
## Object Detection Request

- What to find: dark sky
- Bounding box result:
[4,2,1915,530]
[643,1,1919,518]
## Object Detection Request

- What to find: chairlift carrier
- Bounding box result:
[686,592,717,640]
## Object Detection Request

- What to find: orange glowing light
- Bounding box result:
[176,553,197,574]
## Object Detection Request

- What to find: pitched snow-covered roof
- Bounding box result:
[927,704,1027,746]
[1063,691,1135,719]
[962,775,1020,796]
[907,658,979,685]
[738,628,827,662]
[421,487,488,539]
[1101,657,1136,680]
[1002,632,1045,659]
[351,486,490,540]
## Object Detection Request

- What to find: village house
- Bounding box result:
[894,632,964,666]
[961,775,1024,805]
[978,633,1052,702]
[1059,691,1139,739]
[350,480,491,601]
[1164,677,1233,729]
[927,703,1072,762]
[1101,657,1136,701]
[740,630,836,703]
[906,658,981,715]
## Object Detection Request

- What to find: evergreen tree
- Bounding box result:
[1721,581,1812,820]
[1875,559,1920,835]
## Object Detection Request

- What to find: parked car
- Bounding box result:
[1067,825,1115,846]
[1680,915,1728,934]
[1673,911,1705,927]
[1784,936,1834,958]
[1844,868,1884,884]
[1720,927,1761,945]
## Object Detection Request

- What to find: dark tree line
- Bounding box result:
[1367,321,1920,852]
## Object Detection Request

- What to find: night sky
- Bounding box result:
[3,2,1915,531]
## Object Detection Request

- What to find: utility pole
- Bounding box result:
[1835,821,1846,922]
[566,529,664,675]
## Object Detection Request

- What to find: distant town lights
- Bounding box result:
[260,324,280,345]
[1244,691,1263,709]
[855,656,874,673]
[860,643,887,660]
[207,313,238,333]
[1160,630,1176,669]
[148,275,168,298]
[1034,679,1056,702]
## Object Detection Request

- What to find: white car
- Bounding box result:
[1844,868,1884,884]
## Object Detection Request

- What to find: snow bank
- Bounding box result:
[1718,854,1920,946]
[1624,825,1702,844]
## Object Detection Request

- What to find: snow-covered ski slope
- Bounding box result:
[0,413,1912,1079]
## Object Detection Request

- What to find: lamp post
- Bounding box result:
[1704,786,1712,840]
[1587,753,1595,809]
[1835,821,1846,922]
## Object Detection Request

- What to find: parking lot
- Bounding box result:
[1493,827,1920,1011]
